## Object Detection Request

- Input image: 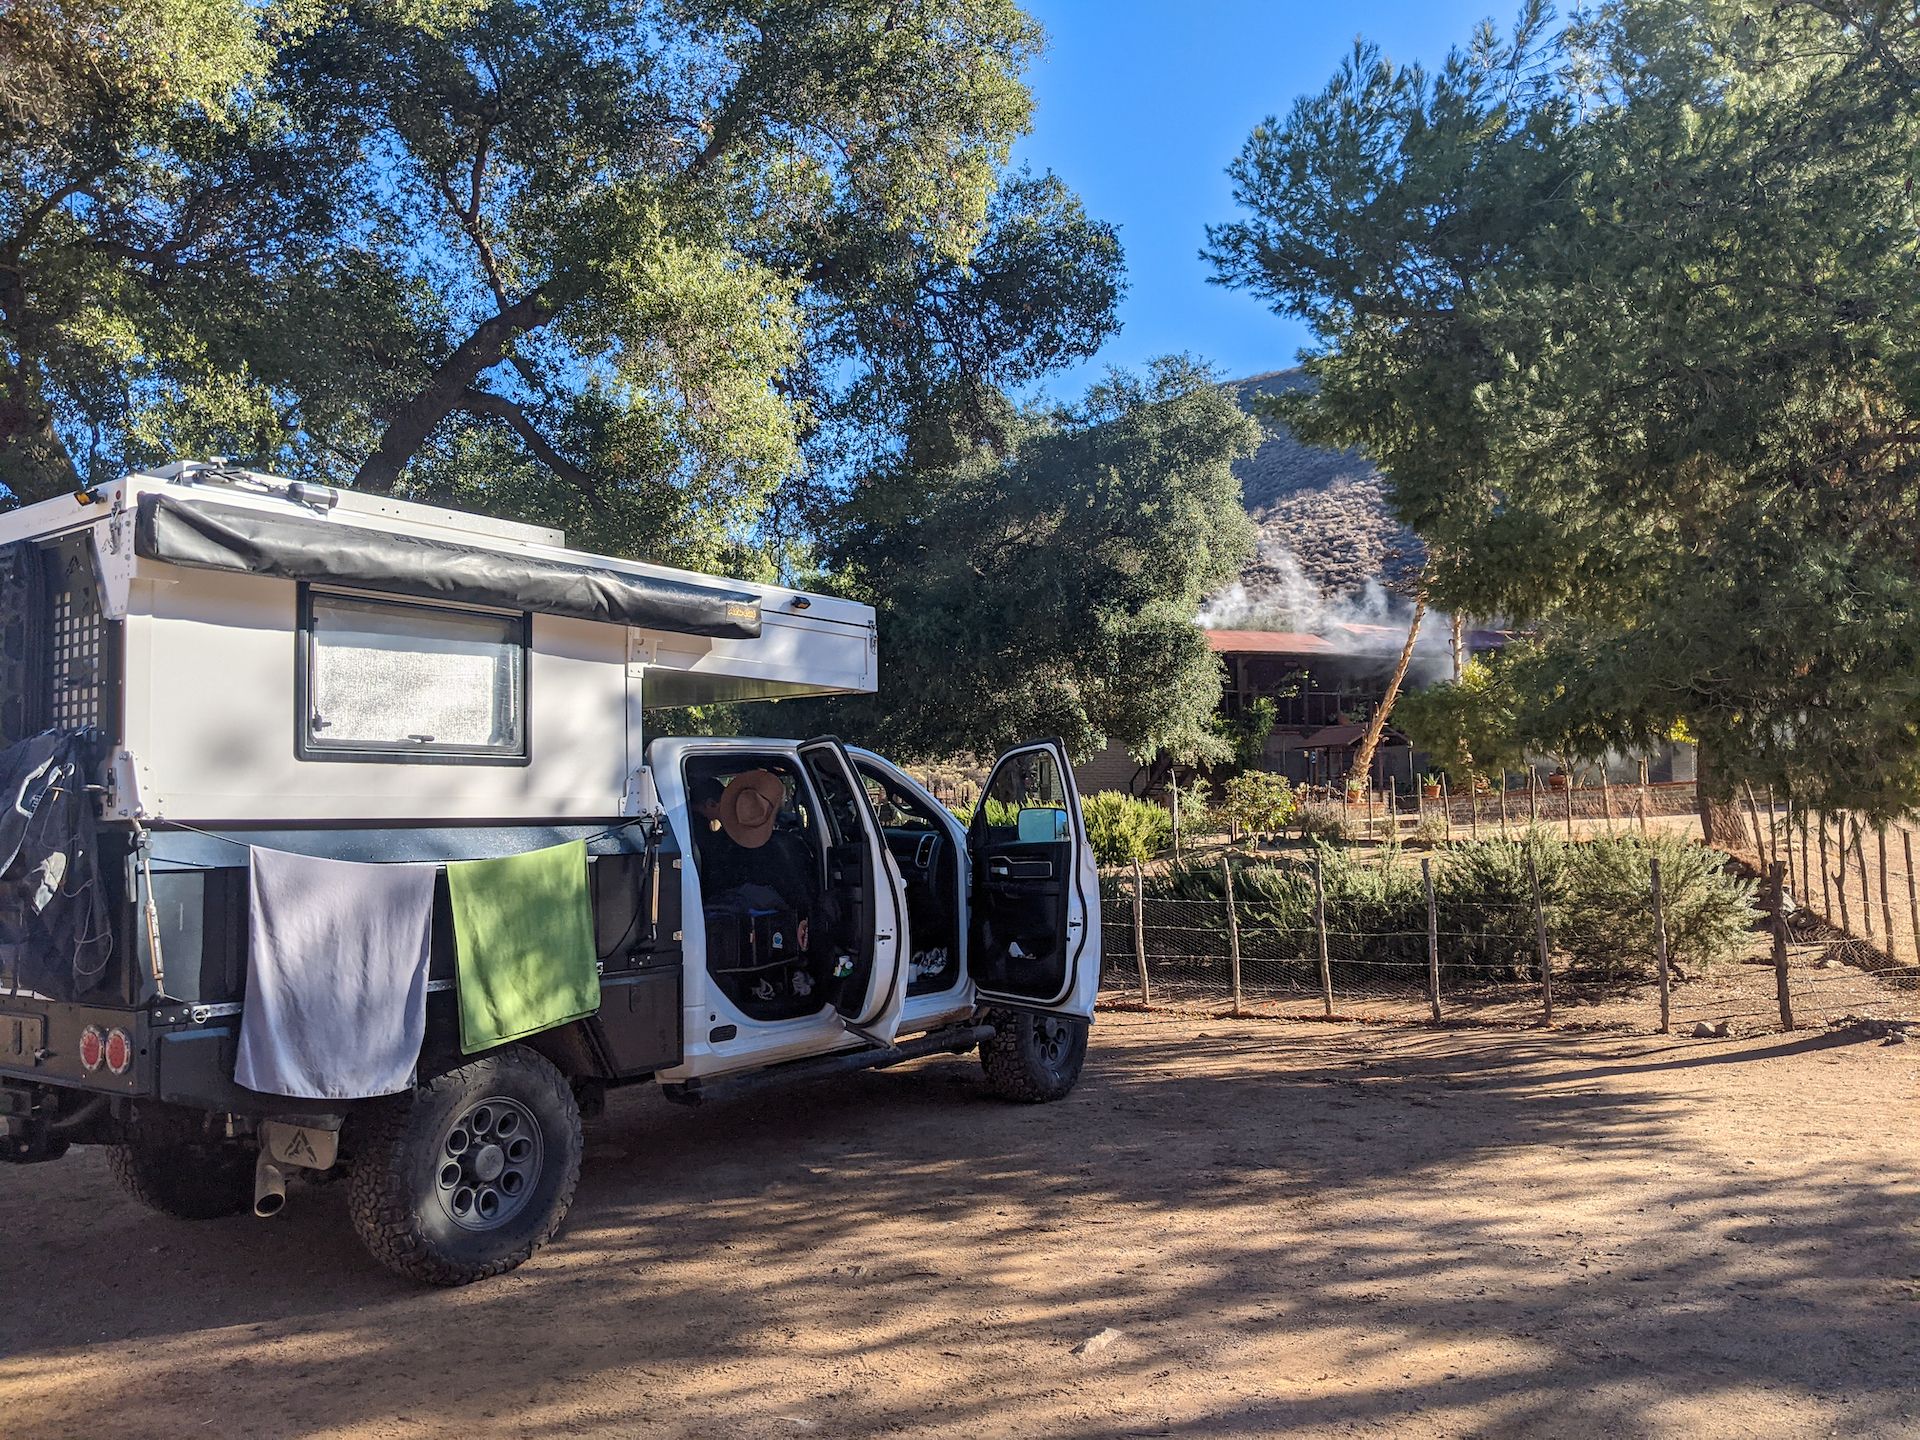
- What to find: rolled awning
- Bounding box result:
[134,493,762,639]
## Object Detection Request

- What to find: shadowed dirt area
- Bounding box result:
[1,1012,1914,1439]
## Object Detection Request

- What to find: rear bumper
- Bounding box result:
[0,998,152,1096]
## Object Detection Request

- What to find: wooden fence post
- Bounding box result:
[1529,768,1540,826]
[1798,806,1811,907]
[1601,771,1613,834]
[1765,786,1780,872]
[1878,825,1895,945]
[1781,792,1794,899]
[1471,779,1481,838]
[1904,828,1920,964]
[1423,857,1442,1025]
[1222,856,1242,1017]
[1529,850,1553,1025]
[1818,811,1834,921]
[1313,854,1333,1018]
[1440,773,1452,841]
[1853,816,1873,937]
[1770,860,1794,1032]
[1367,783,1376,840]
[1743,781,1766,867]
[1170,782,1181,866]
[1499,776,1509,836]
[1651,856,1671,1034]
[1563,772,1575,839]
[1131,860,1150,1005]
[1637,759,1650,836]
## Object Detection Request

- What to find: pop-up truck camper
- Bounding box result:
[0,460,1097,1283]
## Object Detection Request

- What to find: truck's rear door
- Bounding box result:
[965,740,1098,1020]
[797,738,907,1044]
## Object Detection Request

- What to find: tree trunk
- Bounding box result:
[353,288,555,493]
[1347,592,1427,793]
[1692,742,1749,850]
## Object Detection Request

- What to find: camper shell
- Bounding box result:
[0,462,1098,1284]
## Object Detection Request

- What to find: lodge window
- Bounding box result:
[297,588,528,764]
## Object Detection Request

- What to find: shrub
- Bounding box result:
[944,796,1019,828]
[1128,829,1757,992]
[1296,802,1356,843]
[1431,828,1567,979]
[1558,832,1758,979]
[1083,791,1173,866]
[1217,771,1297,836]
[1410,812,1448,845]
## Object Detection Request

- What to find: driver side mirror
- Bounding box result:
[1016,807,1069,843]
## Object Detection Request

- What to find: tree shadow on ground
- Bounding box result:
[0,1019,1912,1439]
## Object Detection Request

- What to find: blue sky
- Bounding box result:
[1010,1,1503,399]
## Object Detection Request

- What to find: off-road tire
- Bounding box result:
[347,1045,581,1286]
[979,1009,1089,1103]
[108,1139,254,1219]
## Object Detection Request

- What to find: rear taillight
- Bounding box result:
[103,1027,132,1075]
[78,1025,104,1072]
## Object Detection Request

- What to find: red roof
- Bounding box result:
[1203,629,1337,655]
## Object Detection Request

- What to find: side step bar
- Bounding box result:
[660,1021,994,1106]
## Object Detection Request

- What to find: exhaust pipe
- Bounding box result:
[253,1154,287,1218]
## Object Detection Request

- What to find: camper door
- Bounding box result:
[965,740,1099,1020]
[797,738,908,1043]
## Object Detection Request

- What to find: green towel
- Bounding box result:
[448,839,599,1054]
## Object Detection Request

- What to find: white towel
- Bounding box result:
[235,847,436,1100]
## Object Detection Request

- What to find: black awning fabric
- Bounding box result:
[134,493,762,639]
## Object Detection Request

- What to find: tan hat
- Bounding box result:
[718,769,784,849]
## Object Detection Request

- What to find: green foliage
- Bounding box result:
[776,357,1258,762]
[1207,1,1920,819]
[0,0,1116,573]
[1143,828,1757,984]
[1216,771,1297,835]
[1395,658,1526,782]
[1210,697,1277,774]
[946,797,1019,829]
[1081,791,1172,867]
[1558,832,1758,980]
[1295,802,1356,844]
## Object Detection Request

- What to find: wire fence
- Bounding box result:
[1097,841,1918,1036]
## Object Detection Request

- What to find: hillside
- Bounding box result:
[1226,369,1424,601]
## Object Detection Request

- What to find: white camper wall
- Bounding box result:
[121,566,632,823]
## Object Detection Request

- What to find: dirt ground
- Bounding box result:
[1,1012,1915,1440]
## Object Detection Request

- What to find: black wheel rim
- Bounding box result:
[1035,1016,1073,1074]
[433,1095,544,1232]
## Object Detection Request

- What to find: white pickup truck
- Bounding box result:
[0,462,1098,1284]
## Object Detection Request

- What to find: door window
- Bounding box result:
[976,749,1071,844]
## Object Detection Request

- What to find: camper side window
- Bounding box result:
[299,588,528,762]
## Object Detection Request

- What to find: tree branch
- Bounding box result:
[455,386,597,491]
[353,287,557,492]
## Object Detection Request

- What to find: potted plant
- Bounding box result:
[1421,772,1443,800]
[1548,768,1570,792]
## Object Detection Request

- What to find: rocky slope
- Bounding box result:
[1226,369,1424,602]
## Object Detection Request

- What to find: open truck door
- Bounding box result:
[966,740,1098,1020]
[798,738,909,1044]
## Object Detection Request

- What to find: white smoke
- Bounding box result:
[1198,542,1458,682]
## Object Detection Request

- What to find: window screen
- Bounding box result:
[303,590,526,760]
